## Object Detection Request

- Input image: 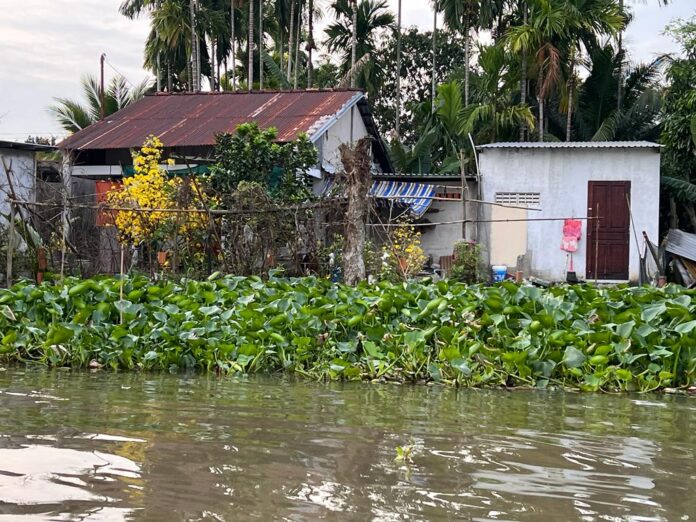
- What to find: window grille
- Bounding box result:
[494,192,541,207]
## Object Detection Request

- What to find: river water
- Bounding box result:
[0,369,693,521]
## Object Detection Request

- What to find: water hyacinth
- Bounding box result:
[0,274,694,392]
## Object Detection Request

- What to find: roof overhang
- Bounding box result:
[0,140,56,153]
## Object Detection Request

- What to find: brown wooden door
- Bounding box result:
[587,181,631,280]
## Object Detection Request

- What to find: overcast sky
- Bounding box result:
[0,0,692,141]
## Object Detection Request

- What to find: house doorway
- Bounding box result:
[587,181,631,280]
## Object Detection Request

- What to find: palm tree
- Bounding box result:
[575,45,663,142]
[50,75,151,133]
[439,0,481,107]
[395,0,402,139]
[561,0,623,141]
[463,44,535,142]
[325,0,394,95]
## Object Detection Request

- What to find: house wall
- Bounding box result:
[418,180,478,264]
[317,106,369,172]
[0,148,36,218]
[479,147,661,282]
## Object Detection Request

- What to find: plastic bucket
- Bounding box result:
[491,265,508,283]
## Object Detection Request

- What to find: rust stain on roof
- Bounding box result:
[58,90,364,151]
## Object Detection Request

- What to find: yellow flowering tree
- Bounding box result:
[107,136,212,270]
[382,221,427,281]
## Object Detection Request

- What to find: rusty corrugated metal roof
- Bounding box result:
[58,90,364,151]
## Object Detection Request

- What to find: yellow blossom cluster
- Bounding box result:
[383,222,427,279]
[107,135,209,245]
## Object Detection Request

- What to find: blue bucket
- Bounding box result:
[492,265,507,283]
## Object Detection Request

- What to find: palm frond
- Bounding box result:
[262,51,292,89]
[662,176,696,204]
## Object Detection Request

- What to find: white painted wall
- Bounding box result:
[419,181,473,263]
[318,106,369,172]
[479,146,661,282]
[0,148,36,218]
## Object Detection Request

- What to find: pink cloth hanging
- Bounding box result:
[561,219,583,253]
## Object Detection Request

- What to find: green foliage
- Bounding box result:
[660,18,696,222]
[449,241,483,284]
[49,75,150,133]
[208,123,317,201]
[325,0,395,96]
[1,275,695,392]
[371,27,469,143]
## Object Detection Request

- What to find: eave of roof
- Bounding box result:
[0,140,56,152]
[477,141,661,150]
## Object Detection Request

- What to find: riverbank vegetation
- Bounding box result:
[0,275,694,392]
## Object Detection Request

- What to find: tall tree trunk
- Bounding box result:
[519,1,527,141]
[307,0,314,88]
[687,205,696,234]
[211,37,216,91]
[464,16,470,107]
[395,0,402,139]
[287,0,295,81]
[340,138,372,286]
[167,57,172,91]
[617,0,624,111]
[248,0,254,90]
[432,5,437,110]
[293,4,301,90]
[189,0,199,91]
[566,81,573,141]
[670,197,679,230]
[279,29,284,81]
[231,0,237,89]
[259,0,263,90]
[351,0,358,88]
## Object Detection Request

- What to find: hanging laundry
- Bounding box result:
[561,219,583,252]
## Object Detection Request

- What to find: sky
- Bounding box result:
[0,0,693,142]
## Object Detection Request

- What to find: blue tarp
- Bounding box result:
[320,177,436,217]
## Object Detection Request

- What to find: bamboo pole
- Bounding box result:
[6,202,14,288]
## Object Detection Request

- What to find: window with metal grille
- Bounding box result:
[495,192,541,207]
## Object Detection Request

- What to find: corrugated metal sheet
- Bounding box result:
[666,229,696,262]
[477,141,661,150]
[58,90,363,151]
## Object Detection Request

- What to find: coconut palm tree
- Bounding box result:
[438,0,481,106]
[395,0,402,138]
[325,0,394,95]
[50,75,151,133]
[248,0,254,89]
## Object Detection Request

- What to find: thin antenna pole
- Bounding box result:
[100,53,106,120]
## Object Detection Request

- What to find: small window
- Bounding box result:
[495,192,541,207]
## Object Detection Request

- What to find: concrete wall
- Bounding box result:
[419,180,478,263]
[0,148,36,218]
[479,147,661,282]
[317,105,369,173]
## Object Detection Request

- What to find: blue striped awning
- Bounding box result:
[319,177,436,217]
[369,181,436,217]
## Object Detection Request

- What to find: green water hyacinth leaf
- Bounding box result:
[675,320,696,334]
[563,347,586,369]
[0,275,693,391]
[451,358,472,377]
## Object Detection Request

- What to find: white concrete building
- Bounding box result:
[477,142,661,282]
[0,141,54,218]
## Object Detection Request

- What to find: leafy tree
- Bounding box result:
[660,18,696,231]
[209,123,317,201]
[372,27,468,143]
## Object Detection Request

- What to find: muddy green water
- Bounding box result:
[0,370,694,521]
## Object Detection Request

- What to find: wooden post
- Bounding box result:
[594,203,600,284]
[460,152,467,239]
[6,202,14,288]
